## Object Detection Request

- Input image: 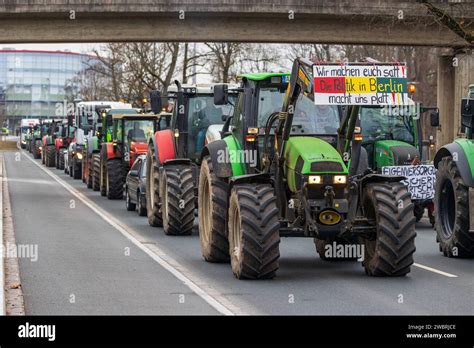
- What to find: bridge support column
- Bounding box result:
[437,51,474,148]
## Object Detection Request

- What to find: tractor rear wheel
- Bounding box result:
[435,157,474,257]
[106,159,124,199]
[58,150,65,170]
[92,154,101,191]
[72,158,81,179]
[361,182,416,276]
[146,146,163,227]
[33,141,41,159]
[86,157,92,189]
[159,165,195,235]
[100,160,107,196]
[198,156,229,262]
[46,145,56,167]
[228,183,280,279]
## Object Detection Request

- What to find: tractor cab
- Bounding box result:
[151,82,237,162]
[110,113,159,167]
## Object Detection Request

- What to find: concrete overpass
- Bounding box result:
[0,0,472,46]
[0,0,473,145]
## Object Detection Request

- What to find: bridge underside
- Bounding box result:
[0,13,469,47]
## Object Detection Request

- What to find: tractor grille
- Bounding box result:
[311,161,343,172]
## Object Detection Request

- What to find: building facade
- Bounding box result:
[0,49,96,131]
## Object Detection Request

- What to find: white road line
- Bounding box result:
[20,151,244,315]
[413,263,458,278]
[0,155,6,315]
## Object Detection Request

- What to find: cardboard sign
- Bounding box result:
[313,64,408,105]
[381,165,436,200]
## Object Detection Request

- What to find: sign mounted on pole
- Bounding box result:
[313,64,408,106]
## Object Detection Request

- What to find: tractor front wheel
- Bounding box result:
[435,157,474,257]
[198,156,229,262]
[361,182,416,276]
[228,184,280,279]
[58,150,65,170]
[92,154,101,191]
[159,165,195,235]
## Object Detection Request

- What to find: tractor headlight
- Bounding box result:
[308,175,322,184]
[333,175,347,184]
[76,152,83,160]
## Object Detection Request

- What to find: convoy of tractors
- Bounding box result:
[19,59,474,280]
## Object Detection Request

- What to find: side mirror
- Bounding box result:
[129,170,139,177]
[214,84,228,106]
[150,90,163,114]
[430,111,439,127]
[461,98,474,129]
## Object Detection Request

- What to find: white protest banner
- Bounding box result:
[381,165,436,200]
[313,64,408,106]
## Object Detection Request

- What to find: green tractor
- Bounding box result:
[83,107,137,191]
[358,101,438,225]
[99,112,161,199]
[433,84,474,257]
[145,82,237,235]
[198,59,417,279]
[42,120,62,167]
[30,120,51,160]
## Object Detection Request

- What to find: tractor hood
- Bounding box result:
[130,141,148,154]
[374,140,419,168]
[283,137,347,192]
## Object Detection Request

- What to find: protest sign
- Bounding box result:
[381,164,436,200]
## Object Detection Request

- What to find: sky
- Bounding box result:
[1,43,98,54]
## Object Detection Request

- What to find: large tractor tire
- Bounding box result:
[45,145,56,167]
[361,182,416,277]
[227,183,280,280]
[57,150,65,170]
[86,157,93,189]
[100,160,107,196]
[198,156,230,262]
[33,141,41,159]
[92,154,101,191]
[106,159,124,199]
[159,165,195,235]
[41,146,46,164]
[72,158,81,179]
[435,157,474,257]
[146,146,163,227]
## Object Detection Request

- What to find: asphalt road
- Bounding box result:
[4,150,474,315]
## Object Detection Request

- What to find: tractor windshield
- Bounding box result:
[293,93,340,135]
[187,94,236,156]
[257,87,286,126]
[123,120,155,143]
[359,106,415,144]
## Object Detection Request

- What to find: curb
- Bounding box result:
[0,154,5,315]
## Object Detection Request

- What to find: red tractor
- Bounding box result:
[100,113,161,199]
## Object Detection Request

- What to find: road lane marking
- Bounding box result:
[21,151,245,315]
[413,263,458,278]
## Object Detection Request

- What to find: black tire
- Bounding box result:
[361,182,416,276]
[106,159,124,199]
[435,157,474,257]
[160,165,195,235]
[92,154,101,191]
[100,159,107,196]
[137,190,147,216]
[34,141,42,159]
[72,158,81,179]
[46,145,56,167]
[228,184,280,280]
[146,145,163,227]
[198,156,230,262]
[58,150,65,170]
[55,150,60,169]
[86,157,93,189]
[125,187,136,211]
